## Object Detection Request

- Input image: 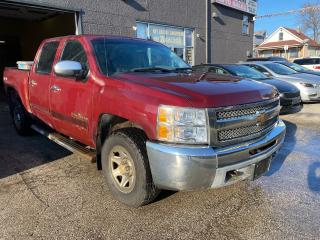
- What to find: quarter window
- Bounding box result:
[36,41,59,74]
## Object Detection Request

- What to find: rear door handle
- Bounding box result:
[50,85,61,92]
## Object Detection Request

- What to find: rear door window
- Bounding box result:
[36,41,59,74]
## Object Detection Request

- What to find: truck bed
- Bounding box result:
[3,67,31,112]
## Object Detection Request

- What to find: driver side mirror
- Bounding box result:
[54,60,86,80]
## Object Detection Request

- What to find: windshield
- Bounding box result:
[263,63,297,75]
[280,62,310,72]
[223,65,269,80]
[91,38,190,76]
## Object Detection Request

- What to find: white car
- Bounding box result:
[293,58,320,71]
[241,61,320,102]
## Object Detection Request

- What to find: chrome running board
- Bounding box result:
[31,124,96,161]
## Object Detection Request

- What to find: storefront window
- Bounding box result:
[136,22,194,65]
[136,22,148,39]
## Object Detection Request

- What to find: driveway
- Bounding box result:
[0,102,319,240]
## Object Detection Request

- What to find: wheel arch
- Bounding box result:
[95,113,147,170]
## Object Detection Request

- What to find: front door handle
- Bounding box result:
[30,79,37,87]
[50,85,61,92]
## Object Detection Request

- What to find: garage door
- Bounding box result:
[0,1,81,95]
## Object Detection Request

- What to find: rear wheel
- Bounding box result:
[101,128,159,207]
[9,93,31,135]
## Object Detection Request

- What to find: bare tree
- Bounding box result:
[300,1,320,41]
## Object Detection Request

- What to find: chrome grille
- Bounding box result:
[216,100,278,120]
[282,91,300,99]
[209,98,280,147]
[218,117,278,141]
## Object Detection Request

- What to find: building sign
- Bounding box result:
[214,0,257,15]
[149,25,184,48]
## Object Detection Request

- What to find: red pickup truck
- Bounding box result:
[3,35,286,207]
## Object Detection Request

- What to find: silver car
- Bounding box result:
[241,62,320,102]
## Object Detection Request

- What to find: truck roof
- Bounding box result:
[43,34,155,44]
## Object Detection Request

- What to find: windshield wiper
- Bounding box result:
[132,67,172,73]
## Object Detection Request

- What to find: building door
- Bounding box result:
[0,36,21,99]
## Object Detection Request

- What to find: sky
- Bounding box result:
[255,0,319,35]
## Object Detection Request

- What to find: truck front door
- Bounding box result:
[49,39,93,145]
[29,41,59,126]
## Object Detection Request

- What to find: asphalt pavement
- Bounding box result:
[0,101,319,240]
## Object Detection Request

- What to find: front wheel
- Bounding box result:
[101,129,159,207]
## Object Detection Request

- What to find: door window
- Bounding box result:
[61,40,88,69]
[36,41,59,74]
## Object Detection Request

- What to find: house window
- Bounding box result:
[262,50,273,57]
[308,47,318,57]
[136,22,194,65]
[242,16,249,35]
[279,32,284,41]
[288,48,299,58]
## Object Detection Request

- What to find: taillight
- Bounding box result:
[313,66,320,70]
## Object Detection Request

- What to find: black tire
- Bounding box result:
[9,92,31,136]
[101,128,160,207]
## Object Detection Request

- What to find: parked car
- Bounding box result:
[293,57,320,71]
[193,64,302,114]
[3,35,285,207]
[247,57,288,62]
[241,62,320,102]
[275,61,320,76]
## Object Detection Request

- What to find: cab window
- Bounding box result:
[36,41,59,74]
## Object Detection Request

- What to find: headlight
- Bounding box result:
[157,105,209,144]
[300,82,316,88]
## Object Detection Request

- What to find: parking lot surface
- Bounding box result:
[0,101,320,240]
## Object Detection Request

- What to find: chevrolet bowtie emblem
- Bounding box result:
[256,111,267,126]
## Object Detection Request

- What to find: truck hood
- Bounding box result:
[112,72,279,108]
[260,78,299,93]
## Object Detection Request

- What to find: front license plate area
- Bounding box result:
[253,157,271,180]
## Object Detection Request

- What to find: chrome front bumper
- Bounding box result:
[300,85,320,102]
[146,120,286,191]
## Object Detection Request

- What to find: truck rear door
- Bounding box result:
[49,39,93,145]
[29,41,59,126]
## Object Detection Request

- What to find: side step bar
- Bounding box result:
[31,125,96,161]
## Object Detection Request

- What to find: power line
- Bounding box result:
[254,5,320,20]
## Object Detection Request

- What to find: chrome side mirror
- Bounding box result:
[54,60,85,79]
